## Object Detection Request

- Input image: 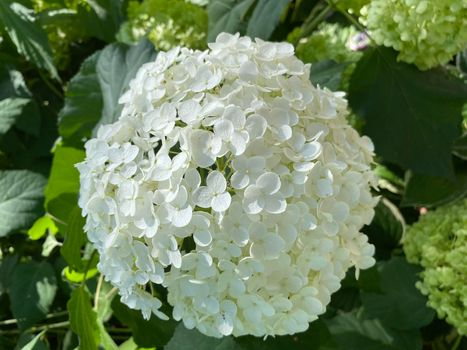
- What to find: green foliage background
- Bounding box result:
[0,0,465,349]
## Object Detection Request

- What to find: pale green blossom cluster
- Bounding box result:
[403,199,467,335]
[362,0,467,70]
[78,33,378,338]
[121,0,207,51]
[335,0,370,14]
[293,23,361,64]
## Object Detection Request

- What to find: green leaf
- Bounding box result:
[246,0,289,40]
[208,0,255,42]
[236,319,338,350]
[401,171,467,207]
[44,145,85,208]
[95,39,157,129]
[96,280,116,322]
[77,0,125,43]
[363,199,404,259]
[0,254,18,295]
[41,232,61,256]
[112,299,177,348]
[0,97,31,136]
[453,133,467,160]
[17,330,47,350]
[119,338,155,350]
[326,309,422,350]
[0,1,58,80]
[0,65,31,100]
[27,215,58,240]
[361,257,435,331]
[58,51,102,144]
[349,47,467,179]
[64,266,98,283]
[166,320,337,350]
[47,193,78,232]
[98,320,119,350]
[0,170,46,237]
[68,286,100,350]
[309,60,350,91]
[165,324,240,350]
[9,261,57,330]
[60,206,87,271]
[456,49,467,76]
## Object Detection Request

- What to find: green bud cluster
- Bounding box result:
[362,0,467,70]
[293,23,361,64]
[403,199,467,335]
[335,0,370,14]
[122,0,207,51]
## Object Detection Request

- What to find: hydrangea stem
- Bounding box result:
[298,3,333,42]
[451,335,462,350]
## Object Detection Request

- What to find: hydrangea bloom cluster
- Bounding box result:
[77,33,378,338]
[335,0,370,14]
[403,199,467,335]
[362,0,467,70]
[119,0,207,51]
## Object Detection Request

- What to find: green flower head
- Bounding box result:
[403,198,467,335]
[362,0,467,70]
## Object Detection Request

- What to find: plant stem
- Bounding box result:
[32,321,70,332]
[451,335,462,350]
[297,2,333,42]
[0,311,68,327]
[105,287,118,299]
[325,0,376,45]
[0,321,70,335]
[94,273,104,311]
[81,250,98,287]
[38,69,63,100]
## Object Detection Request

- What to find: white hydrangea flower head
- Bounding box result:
[77,32,379,338]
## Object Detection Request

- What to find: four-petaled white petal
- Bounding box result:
[193,171,232,212]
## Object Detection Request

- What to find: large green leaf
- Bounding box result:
[0,254,18,295]
[165,324,240,350]
[245,0,289,40]
[68,286,100,350]
[0,97,31,136]
[166,320,337,350]
[363,199,404,259]
[309,60,351,91]
[236,319,337,350]
[95,39,157,129]
[0,170,46,237]
[453,133,467,160]
[326,309,422,350]
[401,171,467,207]
[0,65,31,100]
[349,47,467,179]
[60,206,87,271]
[97,320,119,350]
[77,0,125,43]
[208,0,255,42]
[0,1,58,80]
[111,299,177,348]
[16,330,47,350]
[58,51,102,144]
[44,145,84,208]
[9,261,57,330]
[361,257,435,331]
[46,193,78,233]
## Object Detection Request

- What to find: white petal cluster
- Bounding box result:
[77,33,378,338]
